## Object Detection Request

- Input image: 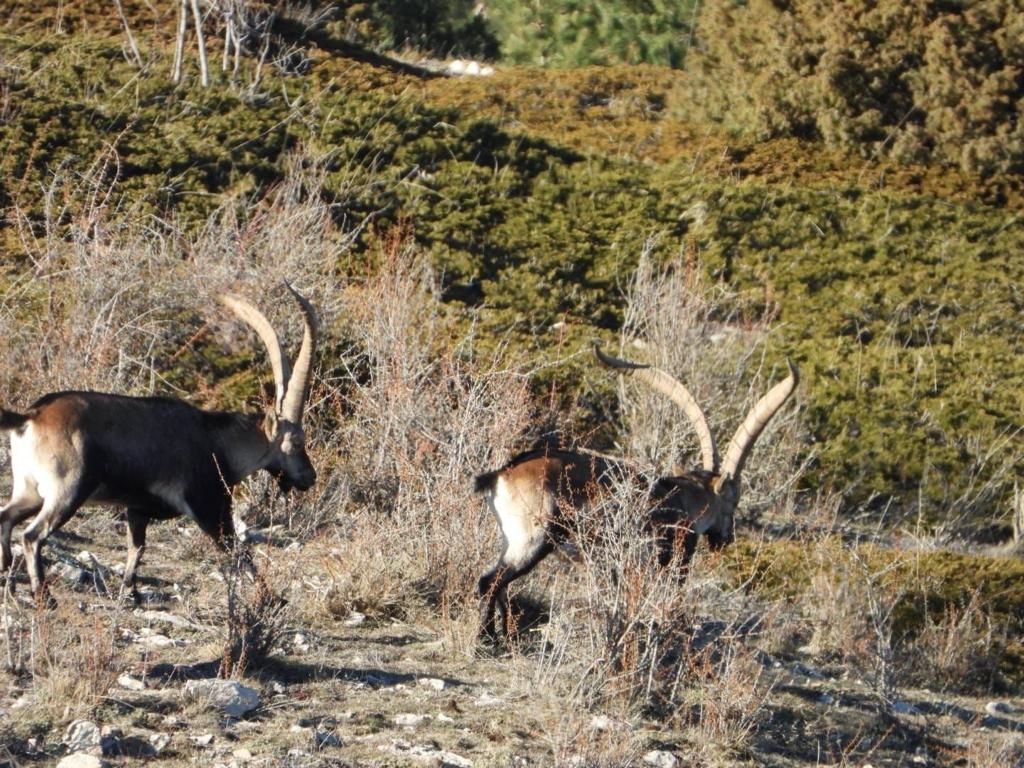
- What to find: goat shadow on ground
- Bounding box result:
[145,657,472,691]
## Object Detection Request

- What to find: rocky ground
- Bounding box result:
[0,513,1021,768]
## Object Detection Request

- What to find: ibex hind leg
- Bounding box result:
[477,564,507,642]
[21,479,96,603]
[478,540,554,644]
[0,498,41,590]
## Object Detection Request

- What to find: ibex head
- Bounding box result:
[221,283,318,493]
[595,345,798,547]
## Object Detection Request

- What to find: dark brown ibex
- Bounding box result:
[475,345,797,640]
[0,285,318,601]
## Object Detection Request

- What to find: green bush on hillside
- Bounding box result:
[687,0,1024,175]
[486,0,698,67]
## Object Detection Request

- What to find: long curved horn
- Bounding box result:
[280,282,318,423]
[221,294,290,414]
[719,359,798,481]
[594,344,719,472]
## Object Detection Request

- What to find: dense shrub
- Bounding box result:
[486,0,698,67]
[687,0,1024,175]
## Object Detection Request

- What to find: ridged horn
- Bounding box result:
[220,293,290,414]
[594,344,719,472]
[719,359,798,481]
[280,282,318,423]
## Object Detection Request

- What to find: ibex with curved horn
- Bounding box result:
[475,345,797,640]
[0,284,318,601]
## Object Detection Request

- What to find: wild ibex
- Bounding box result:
[0,284,318,602]
[475,345,797,640]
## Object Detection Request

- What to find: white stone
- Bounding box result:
[149,733,171,754]
[57,563,88,585]
[63,720,102,753]
[343,611,366,627]
[382,740,472,766]
[418,677,446,691]
[643,750,678,768]
[183,679,260,717]
[985,700,1012,716]
[57,755,107,768]
[77,551,100,567]
[135,610,195,629]
[394,713,430,727]
[190,733,214,747]
[589,714,615,731]
[117,673,146,691]
[474,691,503,707]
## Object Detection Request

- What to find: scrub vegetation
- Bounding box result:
[0,1,1022,765]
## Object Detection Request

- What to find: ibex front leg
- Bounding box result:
[120,509,150,602]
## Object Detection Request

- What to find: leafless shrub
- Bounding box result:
[964,733,1024,768]
[1,597,120,720]
[321,232,533,625]
[0,149,347,405]
[3,149,178,395]
[544,712,644,767]
[899,589,1002,695]
[618,240,806,528]
[509,243,796,751]
[797,539,906,708]
[538,472,692,708]
[219,554,290,678]
[684,639,773,761]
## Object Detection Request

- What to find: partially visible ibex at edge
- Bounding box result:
[475,345,798,640]
[0,284,318,602]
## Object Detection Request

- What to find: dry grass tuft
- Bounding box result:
[2,594,120,721]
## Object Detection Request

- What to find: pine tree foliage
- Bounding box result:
[485,0,699,67]
[687,0,1024,176]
